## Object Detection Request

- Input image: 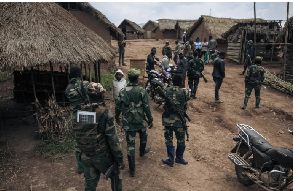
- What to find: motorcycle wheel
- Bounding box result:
[235,148,254,186]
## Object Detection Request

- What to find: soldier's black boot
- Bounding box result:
[139,142,150,157]
[162,146,174,167]
[241,96,249,110]
[127,155,135,177]
[239,70,245,75]
[255,97,261,108]
[175,146,188,165]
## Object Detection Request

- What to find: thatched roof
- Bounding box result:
[142,20,158,29]
[69,2,124,41]
[188,15,266,41]
[0,2,116,72]
[276,17,293,43]
[177,20,197,31]
[155,19,177,31]
[118,19,145,34]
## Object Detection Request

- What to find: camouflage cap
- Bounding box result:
[255,56,263,62]
[127,69,140,78]
[247,40,253,45]
[88,82,106,93]
[166,41,169,45]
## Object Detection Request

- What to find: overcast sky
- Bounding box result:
[90,2,293,26]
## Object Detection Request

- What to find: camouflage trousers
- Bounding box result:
[245,83,261,98]
[125,128,148,156]
[164,126,185,146]
[81,153,122,191]
[188,77,200,94]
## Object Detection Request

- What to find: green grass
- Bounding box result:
[36,136,76,160]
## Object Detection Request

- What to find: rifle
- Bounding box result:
[201,72,208,83]
[155,86,191,141]
[104,162,119,191]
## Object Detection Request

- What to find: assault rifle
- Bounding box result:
[104,162,120,191]
[201,72,208,83]
[155,86,191,141]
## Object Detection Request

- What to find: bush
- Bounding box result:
[36,136,76,160]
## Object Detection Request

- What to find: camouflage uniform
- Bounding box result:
[162,86,190,166]
[65,78,123,191]
[162,41,172,56]
[183,43,195,57]
[115,69,153,177]
[187,56,204,98]
[242,56,265,109]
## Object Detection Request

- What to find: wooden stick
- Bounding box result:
[50,63,56,98]
[284,2,289,81]
[66,65,70,83]
[254,2,257,58]
[84,63,87,79]
[80,64,83,81]
[94,62,98,83]
[31,67,38,102]
[98,61,101,84]
[88,64,92,82]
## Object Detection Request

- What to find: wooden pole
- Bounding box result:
[66,65,70,83]
[88,64,92,82]
[59,65,63,73]
[94,62,98,83]
[31,67,38,102]
[50,62,56,99]
[284,2,289,81]
[84,63,87,79]
[80,63,83,81]
[97,61,101,84]
[254,2,257,58]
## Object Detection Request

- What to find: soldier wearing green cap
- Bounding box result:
[241,56,265,109]
[115,69,153,177]
[162,41,172,56]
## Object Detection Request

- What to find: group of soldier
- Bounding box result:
[65,36,266,190]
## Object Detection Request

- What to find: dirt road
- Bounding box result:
[0,39,292,191]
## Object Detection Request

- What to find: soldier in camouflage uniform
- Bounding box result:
[187,51,204,99]
[162,41,172,56]
[183,38,195,57]
[162,74,190,167]
[241,56,265,110]
[65,67,124,191]
[115,69,153,177]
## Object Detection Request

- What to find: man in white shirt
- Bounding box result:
[194,37,202,58]
[161,50,172,71]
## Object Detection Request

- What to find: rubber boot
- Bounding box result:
[255,97,261,108]
[162,146,174,167]
[215,89,223,103]
[139,142,150,157]
[127,155,135,177]
[241,96,249,110]
[239,70,245,75]
[75,151,84,174]
[175,146,188,165]
[193,89,197,99]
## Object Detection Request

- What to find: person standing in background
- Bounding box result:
[201,38,208,60]
[173,40,181,65]
[194,37,202,58]
[118,38,126,66]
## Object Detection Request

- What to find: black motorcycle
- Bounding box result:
[229,124,293,191]
[144,70,172,105]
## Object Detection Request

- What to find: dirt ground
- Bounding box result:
[0,39,293,191]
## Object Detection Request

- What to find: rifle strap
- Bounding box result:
[80,80,89,103]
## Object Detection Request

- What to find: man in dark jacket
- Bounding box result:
[118,38,126,66]
[208,35,218,52]
[240,40,255,75]
[147,47,159,71]
[212,52,226,103]
[177,52,188,88]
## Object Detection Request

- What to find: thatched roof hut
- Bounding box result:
[0,2,116,72]
[118,19,145,40]
[57,2,124,42]
[143,20,158,39]
[187,15,265,42]
[177,20,197,32]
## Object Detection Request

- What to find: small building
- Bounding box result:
[142,20,158,39]
[0,2,116,104]
[276,17,293,83]
[57,2,124,44]
[223,20,282,64]
[152,19,178,39]
[177,20,197,40]
[187,16,267,52]
[118,19,145,40]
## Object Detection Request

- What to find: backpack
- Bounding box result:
[73,109,109,155]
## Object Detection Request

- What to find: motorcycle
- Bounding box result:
[144,69,172,105]
[228,124,293,191]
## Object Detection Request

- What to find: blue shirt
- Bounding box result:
[194,42,202,50]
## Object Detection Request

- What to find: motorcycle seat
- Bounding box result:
[244,129,273,153]
[265,147,293,169]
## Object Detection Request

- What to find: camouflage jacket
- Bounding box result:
[162,45,171,56]
[183,43,195,57]
[115,83,153,131]
[188,57,204,78]
[162,86,190,127]
[173,44,181,55]
[65,78,90,117]
[80,109,124,164]
[245,65,265,84]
